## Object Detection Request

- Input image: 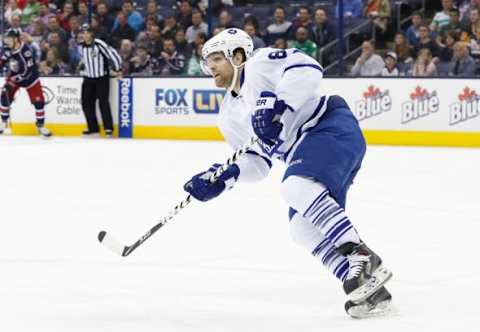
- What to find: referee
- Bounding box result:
[79,24,122,137]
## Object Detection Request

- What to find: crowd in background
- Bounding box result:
[1,0,479,77]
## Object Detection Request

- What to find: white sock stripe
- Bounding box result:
[312,203,338,227]
[318,209,346,231]
[332,224,354,244]
[323,216,349,237]
[303,190,329,217]
[306,194,332,218]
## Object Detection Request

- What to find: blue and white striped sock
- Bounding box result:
[282,175,360,248]
[289,210,349,281]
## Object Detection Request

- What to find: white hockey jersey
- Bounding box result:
[218,47,329,182]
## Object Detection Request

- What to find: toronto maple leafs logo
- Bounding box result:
[449,87,480,126]
[401,86,439,124]
[354,85,391,121]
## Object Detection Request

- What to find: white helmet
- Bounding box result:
[201,28,254,90]
[202,28,254,62]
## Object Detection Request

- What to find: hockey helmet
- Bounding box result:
[4,28,21,40]
[201,28,254,75]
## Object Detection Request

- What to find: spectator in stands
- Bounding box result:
[112,12,136,48]
[411,48,437,76]
[38,3,54,27]
[193,32,207,49]
[4,0,22,26]
[143,25,164,58]
[265,6,292,46]
[311,8,336,49]
[463,6,480,41]
[415,24,440,58]
[146,0,164,27]
[290,26,317,58]
[336,0,363,19]
[78,1,90,25]
[9,14,22,31]
[290,6,314,39]
[244,22,266,50]
[364,0,391,34]
[25,18,45,44]
[405,12,423,47]
[436,30,459,61]
[119,39,134,75]
[381,51,399,76]
[57,1,75,32]
[439,8,463,38]
[431,0,455,34]
[96,2,114,33]
[113,0,145,35]
[46,16,67,43]
[186,10,208,44]
[350,40,385,76]
[175,28,193,57]
[158,38,186,75]
[274,38,287,49]
[48,31,70,63]
[162,16,179,40]
[186,42,205,76]
[218,9,235,28]
[448,41,477,76]
[21,0,40,26]
[39,47,67,75]
[68,16,82,69]
[393,32,414,64]
[129,45,158,76]
[91,14,110,42]
[177,0,193,30]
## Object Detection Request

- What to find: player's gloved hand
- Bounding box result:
[184,163,240,202]
[252,91,287,145]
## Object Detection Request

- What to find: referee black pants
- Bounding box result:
[81,76,113,132]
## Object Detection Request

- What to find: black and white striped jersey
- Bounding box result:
[79,38,122,78]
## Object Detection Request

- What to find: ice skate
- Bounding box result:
[82,130,100,137]
[0,121,12,135]
[345,286,392,318]
[337,242,392,304]
[37,126,52,138]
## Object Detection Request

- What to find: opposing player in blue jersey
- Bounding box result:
[0,29,51,137]
[183,28,393,318]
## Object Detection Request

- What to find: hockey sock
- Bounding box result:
[0,107,9,123]
[282,175,361,248]
[289,210,349,282]
[35,109,45,127]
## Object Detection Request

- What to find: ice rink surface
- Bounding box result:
[1,136,479,332]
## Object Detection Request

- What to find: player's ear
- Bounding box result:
[232,48,246,66]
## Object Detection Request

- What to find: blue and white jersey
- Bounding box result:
[218,47,328,181]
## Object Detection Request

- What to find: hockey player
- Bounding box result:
[183,28,393,318]
[0,29,51,137]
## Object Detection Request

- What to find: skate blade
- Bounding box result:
[349,266,393,304]
[347,299,392,319]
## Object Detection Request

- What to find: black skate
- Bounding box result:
[345,286,392,318]
[336,242,392,304]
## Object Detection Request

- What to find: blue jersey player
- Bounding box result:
[183,28,393,318]
[0,29,51,137]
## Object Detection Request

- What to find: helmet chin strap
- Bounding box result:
[227,58,245,92]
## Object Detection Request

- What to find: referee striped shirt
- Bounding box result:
[79,38,122,78]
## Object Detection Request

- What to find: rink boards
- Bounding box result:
[2,76,479,147]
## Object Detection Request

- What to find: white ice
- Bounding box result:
[1,136,480,332]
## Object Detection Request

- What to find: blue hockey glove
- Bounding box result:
[251,91,287,145]
[184,163,240,202]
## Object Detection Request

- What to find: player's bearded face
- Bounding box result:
[204,53,234,88]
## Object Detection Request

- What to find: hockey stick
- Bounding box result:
[98,136,259,257]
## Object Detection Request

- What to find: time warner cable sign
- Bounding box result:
[118,78,133,138]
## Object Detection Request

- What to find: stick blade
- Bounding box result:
[98,230,127,256]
